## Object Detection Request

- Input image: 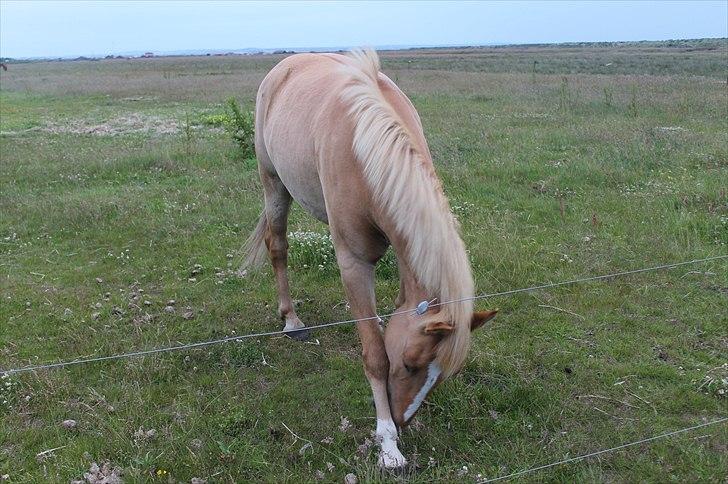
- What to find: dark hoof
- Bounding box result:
[284,327,311,341]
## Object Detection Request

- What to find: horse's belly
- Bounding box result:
[258,54,350,226]
[268,149,328,224]
[288,179,328,224]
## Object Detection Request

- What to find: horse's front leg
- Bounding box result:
[335,250,407,469]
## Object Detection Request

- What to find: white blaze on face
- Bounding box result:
[403,361,441,422]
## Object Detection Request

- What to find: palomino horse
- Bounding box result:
[243,49,496,468]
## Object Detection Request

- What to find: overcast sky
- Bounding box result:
[1,1,726,58]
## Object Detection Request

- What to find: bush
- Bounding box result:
[225,98,255,159]
[198,100,256,158]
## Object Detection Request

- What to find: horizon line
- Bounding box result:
[1,37,725,61]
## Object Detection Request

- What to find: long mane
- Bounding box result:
[338,49,475,378]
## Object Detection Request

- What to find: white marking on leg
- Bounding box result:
[403,361,441,422]
[283,315,304,331]
[376,418,407,468]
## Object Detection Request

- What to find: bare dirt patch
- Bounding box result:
[1,114,186,137]
[44,114,181,136]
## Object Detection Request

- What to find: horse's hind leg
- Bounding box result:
[260,170,309,341]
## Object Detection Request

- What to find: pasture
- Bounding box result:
[1,39,727,482]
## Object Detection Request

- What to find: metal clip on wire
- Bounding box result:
[415,298,437,315]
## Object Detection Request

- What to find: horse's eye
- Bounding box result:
[404,363,416,374]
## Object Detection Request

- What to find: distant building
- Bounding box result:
[142,52,154,58]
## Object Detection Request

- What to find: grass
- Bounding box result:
[1,41,727,483]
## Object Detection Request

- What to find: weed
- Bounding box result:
[183,111,193,156]
[603,86,613,107]
[558,76,571,112]
[226,98,255,158]
[628,84,639,117]
[195,101,255,157]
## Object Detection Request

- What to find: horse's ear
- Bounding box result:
[423,321,454,335]
[471,310,498,331]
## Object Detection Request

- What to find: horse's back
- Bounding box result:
[255,52,429,232]
[256,52,352,157]
[255,54,350,222]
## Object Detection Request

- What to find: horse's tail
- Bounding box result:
[241,211,268,270]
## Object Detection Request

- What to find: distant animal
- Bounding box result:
[0,63,7,71]
[242,49,496,468]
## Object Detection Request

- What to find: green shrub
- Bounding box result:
[197,100,256,158]
[225,98,255,159]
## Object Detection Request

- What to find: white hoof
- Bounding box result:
[375,418,407,469]
[282,315,305,331]
[378,449,407,469]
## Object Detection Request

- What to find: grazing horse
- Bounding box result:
[243,49,496,468]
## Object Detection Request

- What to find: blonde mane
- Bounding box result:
[339,49,474,378]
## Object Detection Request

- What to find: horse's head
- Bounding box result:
[384,308,497,428]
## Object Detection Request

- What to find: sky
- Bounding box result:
[1,1,726,58]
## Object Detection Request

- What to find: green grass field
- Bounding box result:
[1,40,727,483]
